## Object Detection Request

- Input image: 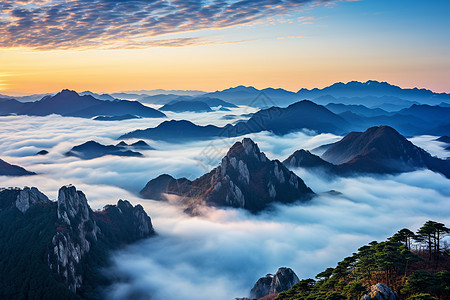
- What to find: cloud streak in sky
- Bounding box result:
[0,0,333,49]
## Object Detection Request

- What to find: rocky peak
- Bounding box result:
[15,186,50,213]
[141,138,314,213]
[361,283,399,300]
[0,186,49,212]
[49,185,100,293]
[250,267,300,298]
[57,185,94,227]
[225,138,267,163]
[98,200,155,241]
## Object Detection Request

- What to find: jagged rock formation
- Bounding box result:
[0,187,49,212]
[0,185,155,297]
[47,185,155,293]
[141,138,314,213]
[15,187,50,213]
[361,283,399,300]
[285,126,450,179]
[48,186,101,292]
[250,267,300,299]
[0,158,36,176]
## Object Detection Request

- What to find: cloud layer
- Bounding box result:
[106,169,450,300]
[0,108,449,300]
[0,0,332,49]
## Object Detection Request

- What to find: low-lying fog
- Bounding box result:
[0,109,449,300]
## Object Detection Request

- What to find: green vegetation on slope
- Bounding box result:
[0,203,79,300]
[276,221,450,300]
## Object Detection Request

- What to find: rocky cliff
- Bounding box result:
[48,185,100,292]
[361,283,399,300]
[0,185,155,298]
[141,138,314,213]
[250,267,300,298]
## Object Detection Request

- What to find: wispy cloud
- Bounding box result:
[0,0,334,50]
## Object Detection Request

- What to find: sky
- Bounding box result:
[1,0,449,95]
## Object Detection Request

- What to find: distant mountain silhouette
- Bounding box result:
[298,80,450,105]
[35,150,49,156]
[325,103,389,117]
[314,95,419,111]
[141,138,313,213]
[0,90,166,119]
[93,114,140,121]
[0,98,27,115]
[397,104,450,123]
[204,85,299,107]
[0,158,35,176]
[160,100,212,113]
[119,120,232,141]
[70,99,165,118]
[139,94,239,107]
[80,91,116,101]
[436,136,450,144]
[337,110,432,136]
[121,100,351,141]
[115,140,154,150]
[285,126,450,178]
[238,100,350,135]
[167,96,238,108]
[65,141,143,159]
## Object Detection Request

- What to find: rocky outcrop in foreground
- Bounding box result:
[361,283,399,300]
[250,267,300,299]
[0,185,154,297]
[141,138,314,213]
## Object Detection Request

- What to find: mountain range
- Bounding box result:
[141,138,314,213]
[160,100,213,113]
[121,96,450,141]
[0,89,165,119]
[284,126,450,178]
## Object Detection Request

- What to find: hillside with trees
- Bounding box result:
[275,221,449,300]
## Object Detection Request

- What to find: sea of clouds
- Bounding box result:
[0,108,449,300]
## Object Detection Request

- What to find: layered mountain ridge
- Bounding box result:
[0,89,166,119]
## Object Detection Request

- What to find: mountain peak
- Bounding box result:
[141,138,314,213]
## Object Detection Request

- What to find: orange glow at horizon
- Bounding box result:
[1,38,450,95]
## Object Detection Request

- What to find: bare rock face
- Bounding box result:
[141,138,314,213]
[361,283,399,300]
[250,267,300,299]
[48,185,100,293]
[15,187,50,213]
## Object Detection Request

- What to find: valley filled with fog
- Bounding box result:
[1,106,449,300]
